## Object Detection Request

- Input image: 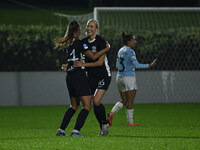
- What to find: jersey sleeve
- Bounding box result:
[129,50,137,62]
[129,49,149,69]
[81,39,89,53]
[98,37,106,51]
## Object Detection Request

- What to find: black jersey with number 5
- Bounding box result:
[66,39,85,73]
[81,35,111,77]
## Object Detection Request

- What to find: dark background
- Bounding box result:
[1,0,200,10]
[0,0,200,71]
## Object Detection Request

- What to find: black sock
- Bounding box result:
[94,104,102,129]
[98,103,108,124]
[74,109,89,131]
[60,107,76,130]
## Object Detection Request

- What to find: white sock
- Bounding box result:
[111,101,123,115]
[126,109,134,124]
[72,129,79,133]
[59,129,65,133]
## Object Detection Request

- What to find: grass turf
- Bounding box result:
[0,104,200,149]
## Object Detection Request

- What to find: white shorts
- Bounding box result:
[116,76,137,92]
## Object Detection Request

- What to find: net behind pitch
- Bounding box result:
[94,7,200,71]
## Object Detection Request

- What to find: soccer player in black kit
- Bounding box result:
[74,19,111,135]
[55,21,110,137]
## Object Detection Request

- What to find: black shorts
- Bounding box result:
[66,69,91,97]
[88,75,111,94]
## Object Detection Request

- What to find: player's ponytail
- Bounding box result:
[121,32,134,45]
[122,32,126,38]
[55,20,80,50]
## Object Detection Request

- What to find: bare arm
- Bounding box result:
[84,42,110,61]
[74,55,105,67]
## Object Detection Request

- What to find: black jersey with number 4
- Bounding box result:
[66,39,85,73]
[81,35,111,77]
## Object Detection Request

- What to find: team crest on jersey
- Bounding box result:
[83,44,88,49]
[92,46,97,53]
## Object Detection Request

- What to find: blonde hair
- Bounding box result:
[86,19,99,28]
[55,21,80,50]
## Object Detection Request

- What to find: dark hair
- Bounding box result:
[121,32,133,45]
[55,20,80,50]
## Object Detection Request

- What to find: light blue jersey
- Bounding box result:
[116,46,149,77]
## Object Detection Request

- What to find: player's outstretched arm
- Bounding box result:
[84,42,110,61]
[132,58,157,69]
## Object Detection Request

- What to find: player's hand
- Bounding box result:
[74,60,84,67]
[61,64,68,72]
[106,41,111,51]
[149,59,157,68]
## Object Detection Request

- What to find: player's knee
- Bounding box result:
[93,101,101,106]
[92,97,101,106]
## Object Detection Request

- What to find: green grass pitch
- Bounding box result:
[0,104,200,149]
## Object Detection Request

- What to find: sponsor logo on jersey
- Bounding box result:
[83,44,88,49]
[92,46,97,53]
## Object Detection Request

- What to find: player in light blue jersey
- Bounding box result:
[108,32,157,126]
[116,44,149,77]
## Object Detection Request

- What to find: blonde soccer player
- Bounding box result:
[74,19,111,135]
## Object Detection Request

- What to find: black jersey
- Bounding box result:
[65,39,91,97]
[81,35,111,77]
[65,39,85,73]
